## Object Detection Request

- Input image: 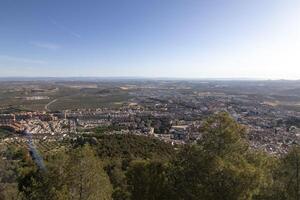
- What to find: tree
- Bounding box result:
[66,145,113,200]
[170,112,270,200]
[18,145,113,200]
[199,112,248,157]
[262,147,300,200]
[105,159,130,200]
[0,146,25,200]
[126,160,171,200]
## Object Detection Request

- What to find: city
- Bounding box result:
[1,0,300,199]
[1,79,299,155]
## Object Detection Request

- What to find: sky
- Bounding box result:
[0,0,300,79]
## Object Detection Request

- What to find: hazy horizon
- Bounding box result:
[1,0,300,79]
[0,76,299,82]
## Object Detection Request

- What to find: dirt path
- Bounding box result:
[45,99,58,112]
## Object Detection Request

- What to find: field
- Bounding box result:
[1,80,300,112]
[0,81,132,112]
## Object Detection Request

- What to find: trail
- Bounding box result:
[45,99,58,112]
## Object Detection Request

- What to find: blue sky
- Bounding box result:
[0,0,300,79]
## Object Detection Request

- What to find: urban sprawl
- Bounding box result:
[0,80,300,155]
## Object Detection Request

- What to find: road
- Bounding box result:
[45,99,58,112]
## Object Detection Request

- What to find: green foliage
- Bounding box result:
[18,145,113,200]
[112,187,130,200]
[3,112,300,199]
[0,128,14,139]
[199,112,248,156]
[75,134,175,159]
[66,145,113,200]
[280,147,300,199]
[92,126,122,134]
[126,160,171,200]
[169,112,273,200]
[257,147,300,200]
[0,156,20,200]
[0,145,29,200]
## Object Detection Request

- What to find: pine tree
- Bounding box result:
[170,112,270,200]
[65,145,113,200]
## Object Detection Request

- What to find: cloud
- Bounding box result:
[30,41,61,50]
[49,18,81,38]
[0,55,47,65]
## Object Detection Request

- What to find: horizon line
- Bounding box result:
[0,76,299,81]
